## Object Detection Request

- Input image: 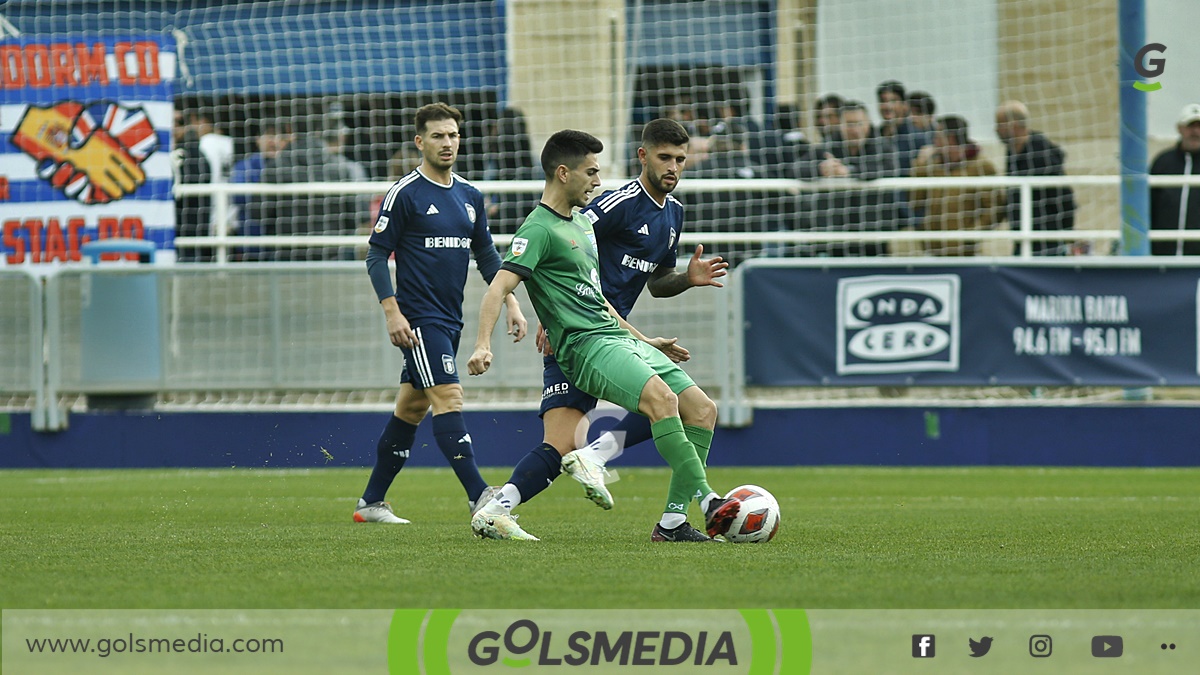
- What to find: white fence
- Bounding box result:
[173,175,1200,262]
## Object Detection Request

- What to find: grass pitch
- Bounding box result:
[1,467,1197,610]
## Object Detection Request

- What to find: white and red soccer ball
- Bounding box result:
[721,484,781,543]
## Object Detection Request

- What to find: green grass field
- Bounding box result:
[1,466,1198,610]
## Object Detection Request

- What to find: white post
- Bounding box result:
[1019,182,1034,258]
[213,184,230,264]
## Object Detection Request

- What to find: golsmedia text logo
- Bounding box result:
[1132,43,1165,92]
[467,619,736,667]
[387,609,813,674]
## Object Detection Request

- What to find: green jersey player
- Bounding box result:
[467,129,739,542]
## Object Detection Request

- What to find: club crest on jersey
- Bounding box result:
[465,203,476,223]
[669,228,677,249]
[442,354,456,374]
[374,215,389,233]
[512,237,528,256]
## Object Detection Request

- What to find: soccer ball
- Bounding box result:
[721,485,781,543]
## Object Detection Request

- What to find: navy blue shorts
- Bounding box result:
[399,324,461,390]
[539,353,598,417]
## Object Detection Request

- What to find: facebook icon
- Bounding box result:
[913,634,936,658]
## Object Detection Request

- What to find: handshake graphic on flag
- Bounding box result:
[12,101,160,205]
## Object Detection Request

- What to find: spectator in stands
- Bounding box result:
[694,124,760,180]
[910,115,1003,256]
[483,108,540,234]
[1150,103,1200,255]
[995,100,1076,255]
[323,124,371,256]
[231,121,290,261]
[172,109,211,262]
[172,108,233,261]
[908,91,937,138]
[753,103,810,179]
[813,93,843,144]
[876,80,928,175]
[795,101,905,256]
[876,80,908,138]
[387,144,423,181]
[903,91,938,172]
[261,120,366,261]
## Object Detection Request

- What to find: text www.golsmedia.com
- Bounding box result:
[25,633,283,658]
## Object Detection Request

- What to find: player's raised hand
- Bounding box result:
[647,336,690,363]
[686,244,728,288]
[535,323,555,356]
[467,347,492,375]
[386,313,418,349]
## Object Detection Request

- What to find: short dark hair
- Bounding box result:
[840,100,869,118]
[937,115,970,145]
[908,91,936,116]
[877,80,905,101]
[415,102,462,135]
[816,93,844,111]
[540,130,604,179]
[641,118,689,149]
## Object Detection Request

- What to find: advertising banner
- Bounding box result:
[741,261,1200,386]
[1,35,176,264]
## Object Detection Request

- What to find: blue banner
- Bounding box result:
[742,261,1200,386]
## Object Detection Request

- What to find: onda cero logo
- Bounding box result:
[467,618,737,667]
[1132,43,1166,92]
[836,275,960,375]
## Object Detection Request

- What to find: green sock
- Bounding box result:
[683,424,715,502]
[651,417,706,515]
[684,424,713,467]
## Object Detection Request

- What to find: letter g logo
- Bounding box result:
[1133,43,1165,91]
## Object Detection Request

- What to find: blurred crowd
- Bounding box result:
[172,85,1200,263]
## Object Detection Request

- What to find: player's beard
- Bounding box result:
[649,168,678,195]
[428,151,456,171]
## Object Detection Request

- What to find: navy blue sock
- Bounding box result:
[607,413,654,451]
[432,412,489,503]
[361,415,418,504]
[507,443,563,503]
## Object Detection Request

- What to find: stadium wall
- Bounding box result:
[1,407,1196,469]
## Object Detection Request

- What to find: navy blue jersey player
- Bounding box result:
[354,103,527,524]
[470,119,730,542]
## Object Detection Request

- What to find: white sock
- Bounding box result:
[588,432,621,464]
[699,492,720,515]
[659,512,686,529]
[483,483,522,514]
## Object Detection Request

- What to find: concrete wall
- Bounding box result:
[508,0,628,173]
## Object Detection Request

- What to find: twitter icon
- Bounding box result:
[969,637,994,657]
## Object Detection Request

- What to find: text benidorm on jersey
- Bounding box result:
[425,236,472,249]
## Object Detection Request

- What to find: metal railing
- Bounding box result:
[173,175,1200,262]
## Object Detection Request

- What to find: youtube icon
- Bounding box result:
[1092,636,1123,658]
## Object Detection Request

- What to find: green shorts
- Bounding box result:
[561,333,696,414]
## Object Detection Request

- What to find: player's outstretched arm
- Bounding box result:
[604,299,690,363]
[469,269,523,376]
[647,244,728,298]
